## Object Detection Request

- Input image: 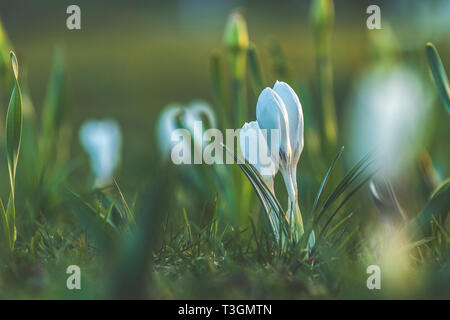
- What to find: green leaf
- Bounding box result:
[0,197,9,247]
[6,51,23,190]
[61,188,116,248]
[311,146,344,216]
[221,143,291,243]
[5,193,16,250]
[406,237,433,250]
[0,195,16,251]
[113,178,135,226]
[408,178,450,236]
[248,43,264,95]
[426,42,450,114]
[324,212,353,240]
[369,176,407,224]
[40,47,67,164]
[0,20,13,90]
[267,39,290,81]
[314,150,374,225]
[182,208,193,244]
[210,51,228,129]
[307,230,315,253]
[300,151,374,251]
[318,172,375,240]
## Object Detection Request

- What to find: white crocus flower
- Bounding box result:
[241,81,305,236]
[79,119,122,187]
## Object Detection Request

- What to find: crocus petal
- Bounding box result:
[239,121,278,183]
[273,81,304,161]
[256,87,291,167]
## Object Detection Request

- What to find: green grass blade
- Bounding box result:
[314,150,374,225]
[311,146,344,216]
[248,43,264,95]
[267,39,290,81]
[318,172,375,240]
[210,51,228,129]
[324,212,353,240]
[431,216,448,243]
[113,178,135,226]
[0,197,10,249]
[426,42,450,113]
[5,193,16,250]
[182,208,193,244]
[408,178,450,236]
[369,177,407,224]
[40,47,67,166]
[221,143,290,241]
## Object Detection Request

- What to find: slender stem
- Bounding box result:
[289,165,304,240]
[230,50,247,128]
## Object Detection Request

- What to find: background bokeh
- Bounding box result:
[2,0,448,190]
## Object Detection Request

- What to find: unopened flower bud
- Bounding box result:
[224,11,249,52]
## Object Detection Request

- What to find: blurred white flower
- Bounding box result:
[156,100,216,162]
[156,103,187,162]
[183,100,217,151]
[347,64,433,179]
[79,119,122,187]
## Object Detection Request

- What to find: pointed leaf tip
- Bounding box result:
[10,51,18,81]
[425,42,450,113]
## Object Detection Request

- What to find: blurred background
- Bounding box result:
[1,0,448,190]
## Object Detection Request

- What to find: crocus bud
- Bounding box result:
[273,81,304,162]
[224,11,249,52]
[310,0,334,53]
[256,87,296,203]
[256,88,290,165]
[273,81,304,195]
